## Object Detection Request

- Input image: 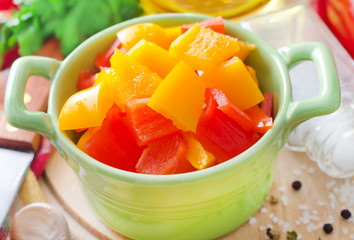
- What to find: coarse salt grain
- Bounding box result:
[343,227,349,235]
[306,223,320,232]
[307,167,316,174]
[259,225,266,231]
[249,217,257,225]
[278,186,287,193]
[281,195,288,206]
[272,217,279,223]
[297,233,302,239]
[299,204,309,210]
[318,201,325,206]
[278,219,284,226]
[328,192,336,209]
[261,207,268,213]
[292,169,302,176]
[326,180,336,189]
[296,220,301,225]
[300,164,307,169]
[350,233,354,239]
[269,213,274,219]
[267,223,273,229]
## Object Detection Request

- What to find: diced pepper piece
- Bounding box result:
[77,126,100,151]
[85,105,144,172]
[136,133,194,174]
[165,26,182,46]
[170,24,240,71]
[233,41,256,61]
[244,105,273,134]
[246,66,258,85]
[125,98,180,146]
[202,56,264,110]
[94,37,126,69]
[116,23,170,51]
[261,92,273,117]
[183,133,216,170]
[58,82,113,130]
[107,49,163,110]
[127,40,178,78]
[148,60,206,132]
[209,88,254,131]
[76,69,96,90]
[181,16,225,34]
[196,89,259,162]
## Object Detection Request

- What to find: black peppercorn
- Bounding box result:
[341,209,351,219]
[323,223,333,234]
[292,180,302,190]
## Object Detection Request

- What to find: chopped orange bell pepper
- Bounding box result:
[127,40,178,78]
[164,26,182,46]
[202,56,264,110]
[169,24,240,71]
[116,23,170,51]
[233,41,256,61]
[148,60,206,133]
[183,133,215,170]
[106,49,163,110]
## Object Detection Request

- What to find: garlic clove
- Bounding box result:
[10,202,70,240]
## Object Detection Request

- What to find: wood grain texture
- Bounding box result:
[0,75,50,151]
[42,148,354,240]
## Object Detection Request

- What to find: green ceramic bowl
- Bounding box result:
[5,13,340,240]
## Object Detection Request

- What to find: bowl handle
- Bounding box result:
[277,42,341,129]
[5,56,60,140]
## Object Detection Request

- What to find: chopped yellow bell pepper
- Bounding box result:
[58,82,112,130]
[202,56,264,110]
[169,24,240,71]
[106,49,163,110]
[128,39,178,78]
[148,60,206,133]
[183,133,216,170]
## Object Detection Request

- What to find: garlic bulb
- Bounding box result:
[10,202,70,240]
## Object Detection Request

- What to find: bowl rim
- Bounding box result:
[49,13,291,185]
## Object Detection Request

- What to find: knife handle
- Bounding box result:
[5,56,60,150]
[0,75,51,152]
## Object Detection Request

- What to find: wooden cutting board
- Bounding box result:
[41,147,354,240]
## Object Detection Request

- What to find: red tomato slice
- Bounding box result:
[85,105,144,172]
[94,37,127,69]
[196,89,259,162]
[125,98,180,146]
[136,133,194,174]
[181,16,225,34]
[76,69,96,90]
[208,88,254,131]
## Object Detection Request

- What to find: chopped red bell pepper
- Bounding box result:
[85,105,144,172]
[125,98,180,146]
[209,88,254,131]
[244,105,273,135]
[260,92,273,117]
[94,37,127,69]
[181,16,225,34]
[76,69,97,90]
[135,133,195,174]
[196,89,259,162]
